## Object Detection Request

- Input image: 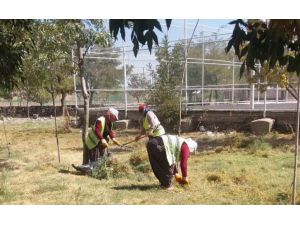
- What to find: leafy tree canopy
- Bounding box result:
[225,19,300,77]
[0,19,34,91]
[109,19,172,56]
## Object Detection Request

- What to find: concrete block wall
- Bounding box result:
[1,106,297,133]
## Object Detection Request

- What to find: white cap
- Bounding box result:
[185,138,197,153]
[108,108,119,120]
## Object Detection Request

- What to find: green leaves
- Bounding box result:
[226,19,300,81]
[109,19,172,57]
[0,19,34,91]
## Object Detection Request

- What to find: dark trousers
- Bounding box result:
[146,137,175,188]
[87,143,106,163]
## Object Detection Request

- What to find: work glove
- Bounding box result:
[180,177,189,185]
[101,139,109,148]
[175,173,183,183]
[112,138,121,146]
[147,129,154,137]
[175,174,189,185]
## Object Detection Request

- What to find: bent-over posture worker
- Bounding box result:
[85,108,121,163]
[146,134,197,189]
[135,103,165,140]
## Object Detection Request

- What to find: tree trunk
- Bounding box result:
[19,96,22,106]
[52,91,61,163]
[26,98,30,118]
[89,91,94,106]
[61,92,66,117]
[76,44,90,165]
[292,77,300,204]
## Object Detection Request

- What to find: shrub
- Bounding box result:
[92,157,132,180]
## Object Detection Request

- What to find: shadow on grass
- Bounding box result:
[0,159,20,171]
[62,147,82,151]
[112,184,158,191]
[58,169,87,176]
[109,146,134,154]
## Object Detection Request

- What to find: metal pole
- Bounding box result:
[250,70,255,110]
[202,28,205,106]
[257,78,260,103]
[72,49,78,124]
[184,19,188,113]
[292,75,300,204]
[263,78,267,118]
[232,57,235,103]
[122,42,128,119]
[276,84,279,103]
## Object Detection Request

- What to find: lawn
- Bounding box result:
[0,117,299,204]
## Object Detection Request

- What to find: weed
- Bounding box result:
[129,151,151,173]
[275,192,289,204]
[215,146,224,153]
[0,170,15,203]
[242,138,272,154]
[207,174,222,183]
[92,157,111,180]
[226,133,245,149]
[135,163,151,173]
[92,157,132,179]
[110,159,132,178]
[129,151,148,167]
[232,175,248,185]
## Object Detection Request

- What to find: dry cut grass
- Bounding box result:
[0,118,299,204]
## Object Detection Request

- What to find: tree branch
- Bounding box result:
[287,84,298,101]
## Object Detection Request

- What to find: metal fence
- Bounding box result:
[1,20,295,112]
[73,20,296,116]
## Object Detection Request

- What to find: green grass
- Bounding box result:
[0,118,299,204]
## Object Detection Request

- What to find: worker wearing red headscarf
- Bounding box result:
[135,103,165,141]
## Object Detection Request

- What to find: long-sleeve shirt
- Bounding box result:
[162,135,190,177]
[140,110,161,134]
[94,118,115,141]
[180,142,190,177]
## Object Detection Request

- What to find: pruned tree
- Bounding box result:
[53,20,111,164]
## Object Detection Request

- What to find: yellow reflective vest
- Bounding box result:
[161,135,186,166]
[143,111,165,137]
[85,116,105,150]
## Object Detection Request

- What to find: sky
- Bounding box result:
[100,19,235,75]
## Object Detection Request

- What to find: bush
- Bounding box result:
[92,157,132,180]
